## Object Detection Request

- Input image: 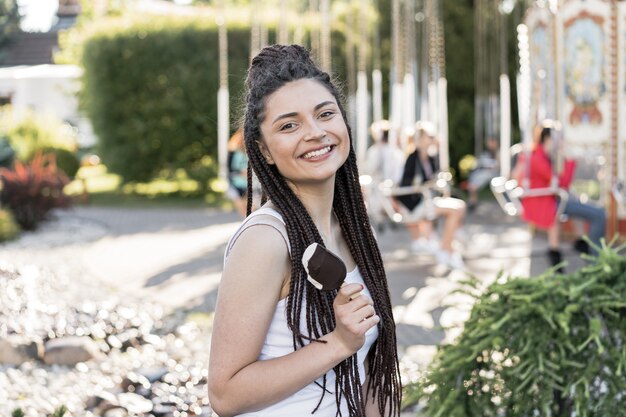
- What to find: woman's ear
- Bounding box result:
[257,141,275,165]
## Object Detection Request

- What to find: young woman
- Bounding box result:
[520,125,606,268]
[208,45,401,416]
[396,122,466,270]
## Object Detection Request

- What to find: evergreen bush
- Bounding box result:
[408,244,626,417]
[40,146,81,178]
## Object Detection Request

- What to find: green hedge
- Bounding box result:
[79,14,354,185]
[80,17,251,184]
[407,244,626,416]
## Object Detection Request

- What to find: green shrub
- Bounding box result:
[0,153,71,230]
[0,107,78,161]
[410,244,626,417]
[0,207,20,242]
[40,146,81,178]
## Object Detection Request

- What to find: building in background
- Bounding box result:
[0,0,95,148]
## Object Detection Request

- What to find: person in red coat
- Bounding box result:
[520,129,576,229]
[517,126,606,270]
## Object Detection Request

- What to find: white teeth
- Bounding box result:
[303,146,332,159]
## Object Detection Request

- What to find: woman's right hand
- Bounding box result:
[332,283,380,354]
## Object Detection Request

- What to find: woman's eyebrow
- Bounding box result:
[314,100,335,110]
[271,101,336,125]
[272,112,298,125]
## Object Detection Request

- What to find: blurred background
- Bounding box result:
[1,1,625,416]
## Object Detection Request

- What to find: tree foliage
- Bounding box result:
[0,0,20,46]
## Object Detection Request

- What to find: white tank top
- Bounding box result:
[224,207,379,416]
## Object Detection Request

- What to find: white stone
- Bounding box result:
[43,336,103,366]
[0,335,43,365]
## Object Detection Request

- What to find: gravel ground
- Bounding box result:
[0,214,213,417]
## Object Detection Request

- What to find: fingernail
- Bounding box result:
[360,284,364,290]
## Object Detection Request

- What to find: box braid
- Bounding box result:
[243,44,401,417]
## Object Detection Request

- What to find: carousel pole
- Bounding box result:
[217,11,229,184]
[356,0,370,165]
[250,0,261,61]
[345,5,357,135]
[434,0,449,172]
[551,0,563,178]
[259,1,268,49]
[293,1,305,45]
[417,0,430,120]
[474,0,485,157]
[516,21,532,189]
[499,3,511,178]
[609,0,619,238]
[278,0,289,45]
[320,0,331,72]
[390,0,403,144]
[372,0,383,123]
[426,0,438,132]
[402,0,416,133]
[309,0,320,60]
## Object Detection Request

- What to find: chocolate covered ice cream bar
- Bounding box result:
[302,243,347,291]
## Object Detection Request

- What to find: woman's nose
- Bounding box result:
[303,120,326,141]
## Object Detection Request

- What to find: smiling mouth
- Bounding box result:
[302,145,334,159]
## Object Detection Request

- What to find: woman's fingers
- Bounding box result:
[334,290,375,324]
[336,283,364,305]
[331,287,379,353]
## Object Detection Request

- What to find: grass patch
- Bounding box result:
[65,165,231,209]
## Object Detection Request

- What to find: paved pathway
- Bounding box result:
[8,201,587,373]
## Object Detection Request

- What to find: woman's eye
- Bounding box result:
[319,111,335,118]
[280,122,296,131]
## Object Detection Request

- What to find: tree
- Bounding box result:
[0,0,21,46]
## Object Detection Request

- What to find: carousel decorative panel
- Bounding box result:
[557,0,611,206]
[558,0,611,145]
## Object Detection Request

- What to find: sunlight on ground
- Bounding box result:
[64,165,121,195]
[64,165,229,207]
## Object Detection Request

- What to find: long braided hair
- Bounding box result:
[243,44,401,417]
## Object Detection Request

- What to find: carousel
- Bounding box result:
[490,0,626,240]
[216,0,453,227]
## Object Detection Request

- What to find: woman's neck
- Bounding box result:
[289,179,336,240]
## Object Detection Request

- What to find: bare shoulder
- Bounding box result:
[226,218,290,267]
[221,218,291,304]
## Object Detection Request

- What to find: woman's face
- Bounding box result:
[258,78,350,186]
[417,132,437,154]
[542,136,553,153]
